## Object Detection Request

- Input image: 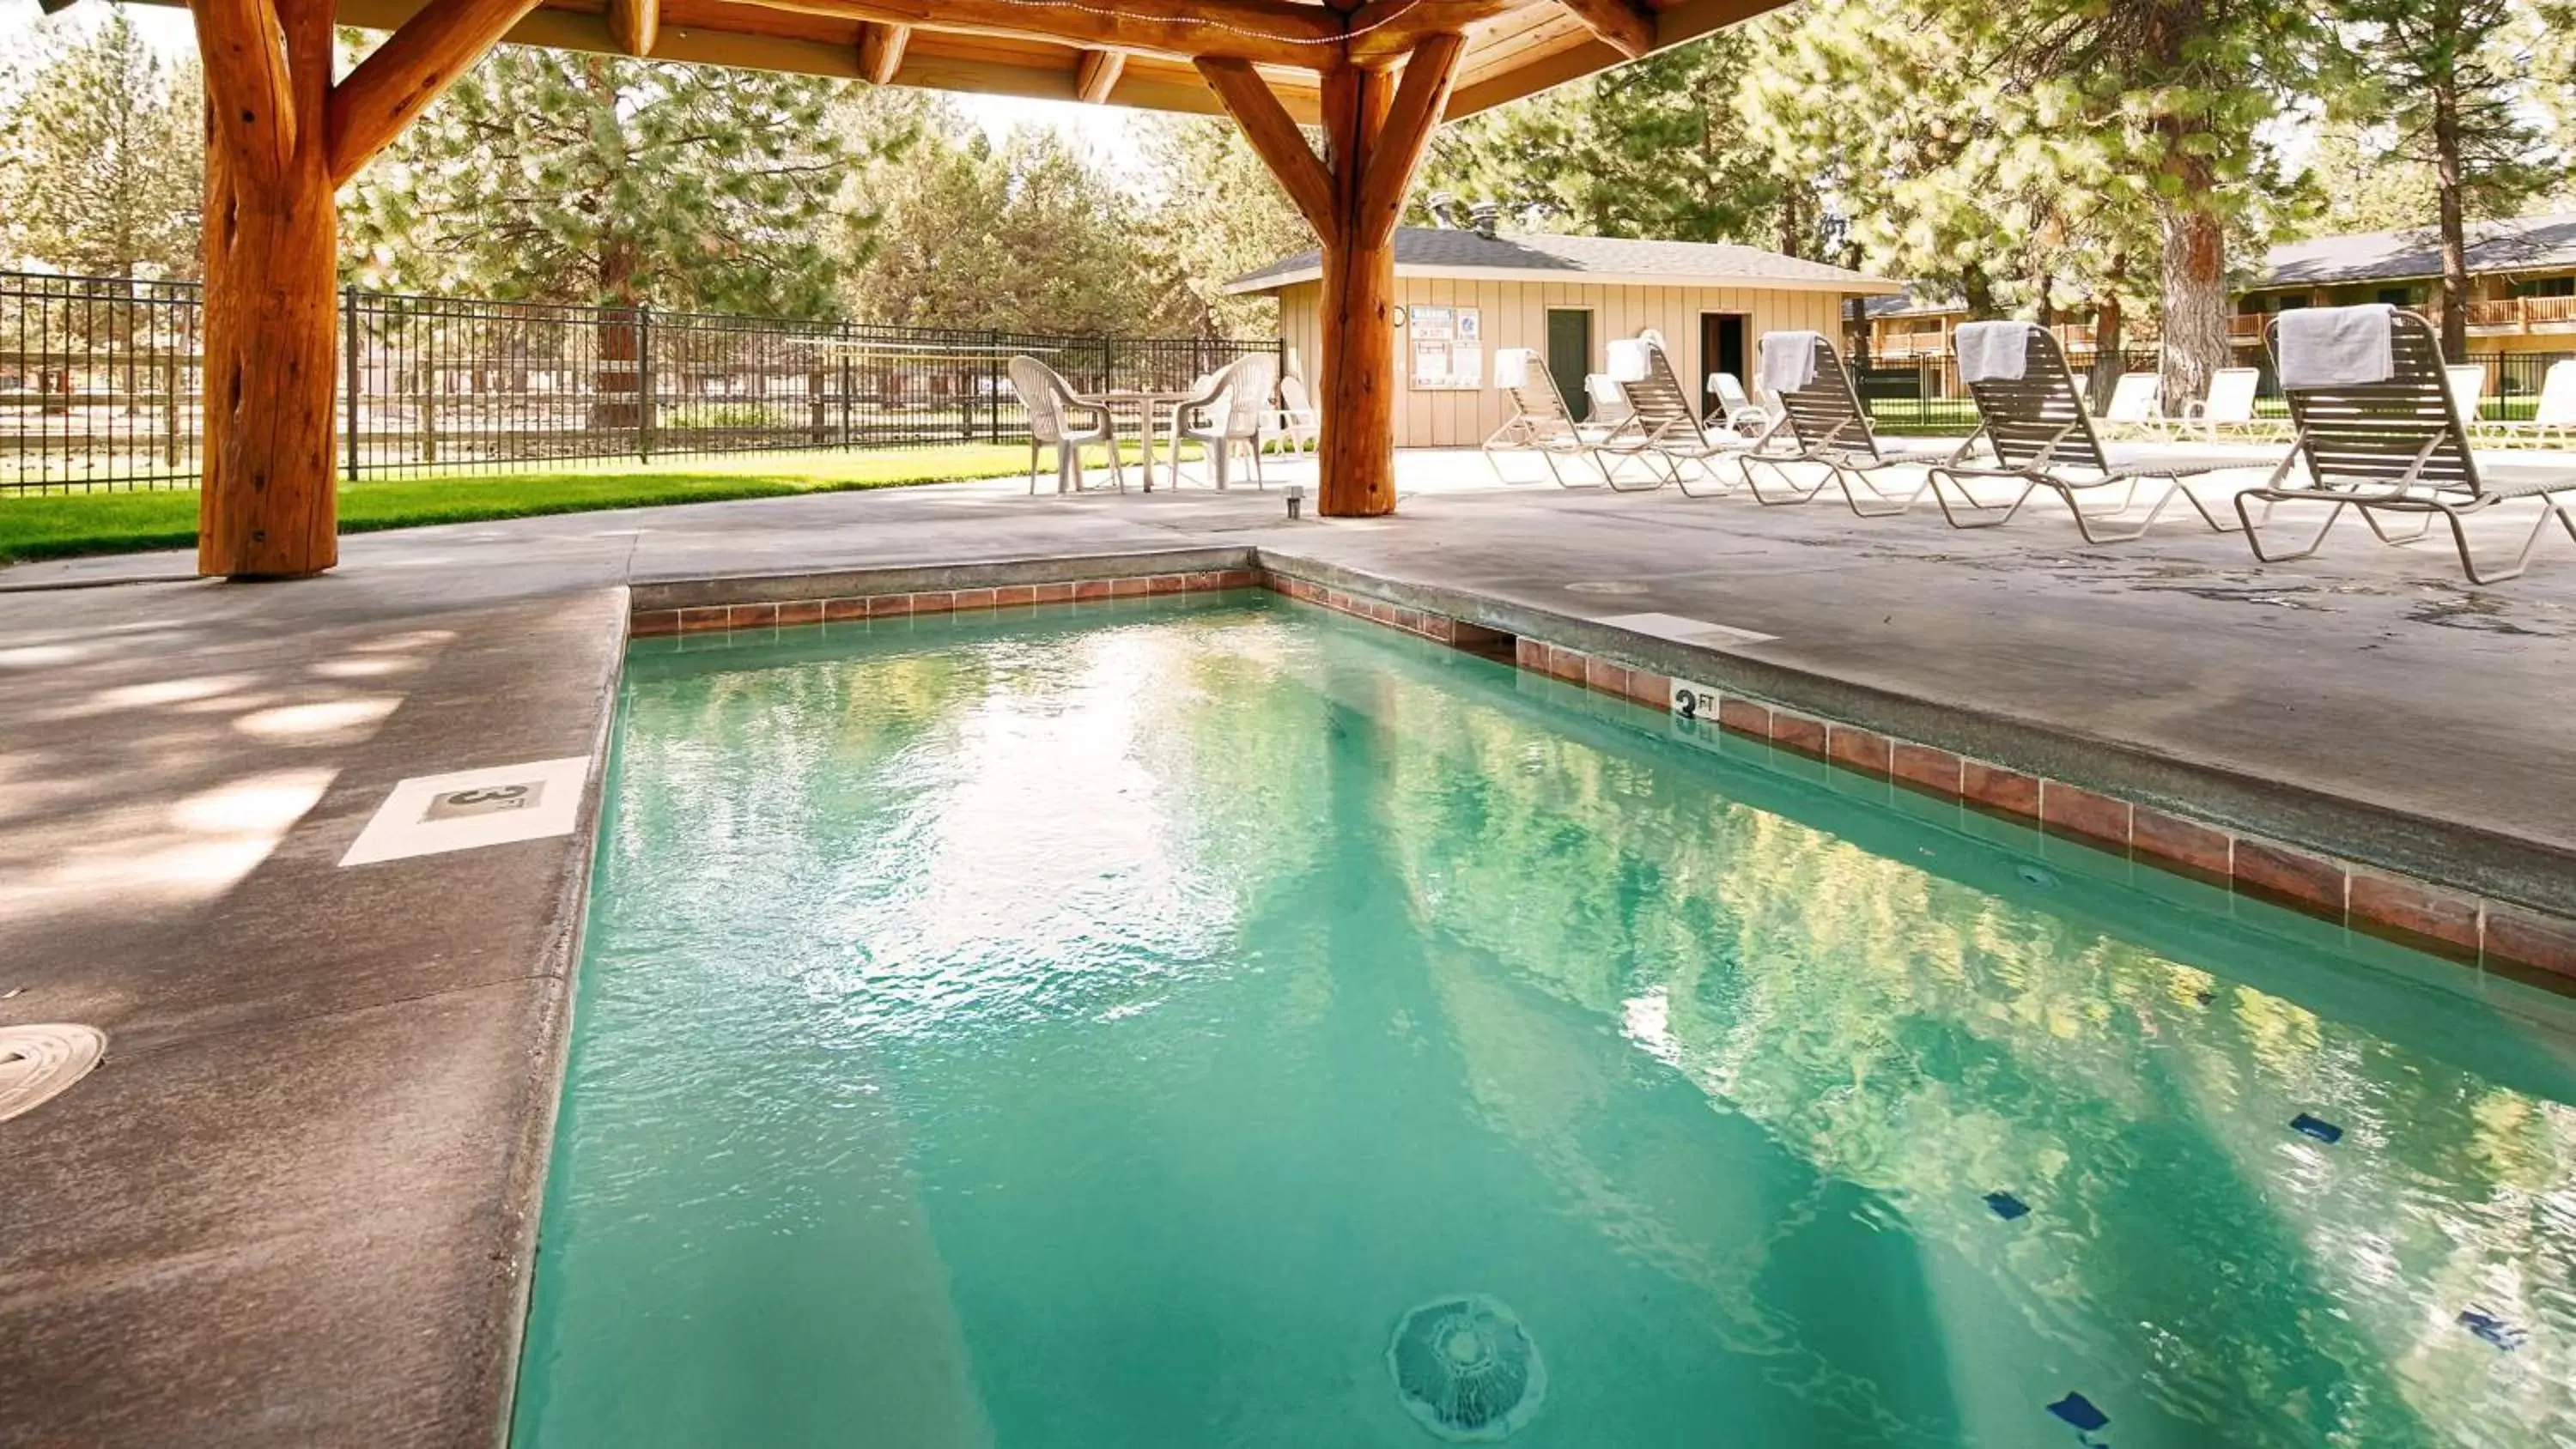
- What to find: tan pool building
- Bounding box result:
[1225,227,1899,447]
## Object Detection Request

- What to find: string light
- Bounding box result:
[967,0,1450,47]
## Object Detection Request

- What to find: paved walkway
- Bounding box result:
[3,446,2573,1445]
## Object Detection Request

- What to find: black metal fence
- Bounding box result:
[2,270,1278,493]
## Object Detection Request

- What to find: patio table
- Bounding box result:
[1074,389,1195,492]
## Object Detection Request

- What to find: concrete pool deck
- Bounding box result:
[3,446,2574,1444]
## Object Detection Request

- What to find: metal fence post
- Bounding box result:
[987,332,1002,443]
[342,287,360,481]
[840,324,855,450]
[635,304,653,462]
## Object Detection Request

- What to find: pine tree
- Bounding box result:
[1417,31,1801,250]
[1941,0,2316,409]
[340,46,860,316]
[0,6,202,279]
[846,112,1196,336]
[2330,0,2559,357]
[1133,116,1311,336]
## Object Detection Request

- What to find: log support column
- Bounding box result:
[1200,33,1462,518]
[190,0,541,578]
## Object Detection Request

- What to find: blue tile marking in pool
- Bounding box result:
[2290,1113,2344,1144]
[2459,1308,2526,1350]
[1984,1191,2031,1221]
[2047,1391,2110,1432]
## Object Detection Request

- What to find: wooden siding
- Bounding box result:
[1275,276,1859,447]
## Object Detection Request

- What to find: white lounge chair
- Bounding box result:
[2179,367,2268,440]
[1583,373,1635,433]
[2445,363,2488,437]
[1261,373,1319,457]
[1006,355,1125,494]
[2099,373,2172,440]
[2494,360,2576,448]
[1704,372,1770,435]
[1483,349,1604,488]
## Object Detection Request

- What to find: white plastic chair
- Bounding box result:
[1583,373,1634,433]
[2445,363,2488,436]
[1261,373,1319,457]
[2100,373,2170,439]
[1006,355,1123,494]
[1178,352,1279,490]
[2513,360,2576,447]
[2180,367,2265,440]
[1704,371,1771,435]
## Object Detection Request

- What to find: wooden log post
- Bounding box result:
[194,0,338,577]
[190,0,540,579]
[1199,34,1461,518]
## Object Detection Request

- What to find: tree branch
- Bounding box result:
[326,0,547,185]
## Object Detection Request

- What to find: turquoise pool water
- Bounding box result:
[514,594,2576,1447]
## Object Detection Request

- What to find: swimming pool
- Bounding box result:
[513,592,2576,1447]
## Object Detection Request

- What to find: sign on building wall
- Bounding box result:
[1408,306,1483,390]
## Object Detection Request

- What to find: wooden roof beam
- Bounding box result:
[191,0,297,182]
[327,0,546,185]
[1354,33,1465,247]
[606,0,657,56]
[756,0,1343,69]
[1195,56,1340,245]
[859,21,908,83]
[1075,48,1126,104]
[1550,0,1650,58]
[1345,0,1529,66]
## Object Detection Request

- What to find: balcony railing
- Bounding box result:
[1869,320,2158,361]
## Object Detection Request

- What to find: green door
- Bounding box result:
[1547,309,1593,421]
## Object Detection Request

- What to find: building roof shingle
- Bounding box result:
[1222,227,1897,294]
[2253,209,2576,288]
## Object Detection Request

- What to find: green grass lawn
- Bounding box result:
[0,443,1167,564]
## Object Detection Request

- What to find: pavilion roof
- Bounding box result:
[254,0,1785,123]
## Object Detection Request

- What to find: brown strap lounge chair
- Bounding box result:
[1926,323,2248,543]
[1482,349,1606,488]
[2236,306,2576,584]
[1599,334,1768,495]
[1737,330,1969,515]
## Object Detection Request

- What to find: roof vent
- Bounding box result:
[1468,201,1500,239]
[1425,192,1465,229]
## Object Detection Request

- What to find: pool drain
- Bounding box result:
[0,1024,106,1123]
[1388,1294,1546,1441]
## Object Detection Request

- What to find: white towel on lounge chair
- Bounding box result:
[1492,348,1533,388]
[2275,304,2395,390]
[1954,321,2036,385]
[1756,331,1820,396]
[1607,338,1654,383]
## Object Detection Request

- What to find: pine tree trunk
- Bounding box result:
[1962,265,1998,320]
[2433,73,2470,361]
[2089,289,2126,413]
[593,240,643,430]
[2157,183,2228,416]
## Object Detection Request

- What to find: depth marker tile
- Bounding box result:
[340,756,592,867]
